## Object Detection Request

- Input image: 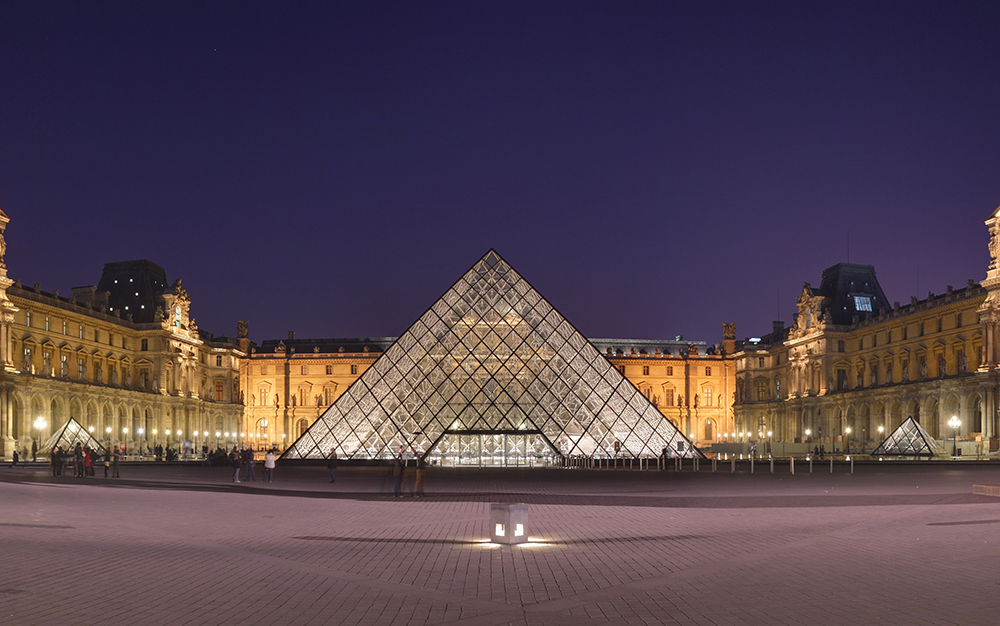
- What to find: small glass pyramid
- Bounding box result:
[282,250,703,464]
[38,417,107,457]
[871,417,947,457]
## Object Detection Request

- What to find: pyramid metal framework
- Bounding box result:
[39,418,107,456]
[871,417,947,457]
[283,250,703,462]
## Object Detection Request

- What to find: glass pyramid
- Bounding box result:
[39,418,107,457]
[282,250,703,464]
[871,417,947,457]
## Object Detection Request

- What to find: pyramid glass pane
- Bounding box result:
[282,250,702,463]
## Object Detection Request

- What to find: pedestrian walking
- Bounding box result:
[414,455,428,496]
[264,448,276,483]
[32,439,38,462]
[10,449,18,468]
[103,448,111,478]
[327,452,337,483]
[112,448,121,478]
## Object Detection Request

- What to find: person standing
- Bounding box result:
[10,449,18,468]
[112,448,121,478]
[74,443,83,477]
[392,452,404,497]
[230,448,241,483]
[327,452,337,483]
[31,439,38,462]
[263,448,275,483]
[244,446,256,481]
[103,448,111,478]
[83,448,94,478]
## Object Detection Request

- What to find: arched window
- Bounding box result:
[704,419,714,441]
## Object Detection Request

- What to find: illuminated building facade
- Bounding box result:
[732,207,1000,453]
[0,210,244,459]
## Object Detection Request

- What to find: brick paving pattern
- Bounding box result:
[2,462,999,625]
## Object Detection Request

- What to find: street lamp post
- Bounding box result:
[33,417,46,461]
[948,416,961,457]
[845,427,852,454]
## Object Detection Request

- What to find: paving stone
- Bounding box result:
[1,463,999,625]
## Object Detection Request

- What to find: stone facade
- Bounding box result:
[241,335,736,451]
[732,207,1000,453]
[0,210,245,459]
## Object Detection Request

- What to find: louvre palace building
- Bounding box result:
[3,205,1000,462]
[0,209,245,460]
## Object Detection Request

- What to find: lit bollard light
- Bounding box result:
[790,456,795,475]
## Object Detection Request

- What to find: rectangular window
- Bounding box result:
[704,388,713,406]
[79,325,84,339]
[141,338,148,351]
[837,369,848,391]
[854,296,873,312]
[872,335,877,348]
[663,388,674,406]
[351,364,359,375]
[666,366,673,376]
[642,365,649,375]
[299,389,307,406]
[956,312,962,328]
[215,381,224,402]
[643,388,651,399]
[216,355,223,367]
[23,348,33,374]
[324,388,334,405]
[25,311,31,327]
[260,389,269,406]
[756,381,768,401]
[78,358,86,381]
[758,357,765,367]
[60,354,68,377]
[62,320,67,335]
[617,365,625,375]
[261,366,267,375]
[903,326,908,340]
[326,365,332,375]
[301,365,308,375]
[45,316,50,331]
[705,366,711,376]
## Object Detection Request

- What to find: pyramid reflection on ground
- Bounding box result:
[283,250,702,464]
[871,416,947,457]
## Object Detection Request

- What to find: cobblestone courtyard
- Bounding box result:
[2,463,999,625]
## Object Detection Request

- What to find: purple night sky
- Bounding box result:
[1,2,998,345]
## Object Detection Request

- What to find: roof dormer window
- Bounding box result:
[854,295,873,312]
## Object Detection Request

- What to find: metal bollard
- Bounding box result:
[770,457,774,474]
[850,457,854,474]
[809,458,813,473]
[712,458,717,473]
[790,457,795,475]
[731,457,736,473]
[750,456,754,474]
[830,458,834,474]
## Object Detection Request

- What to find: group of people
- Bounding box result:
[48,443,121,478]
[7,441,37,467]
[229,445,277,483]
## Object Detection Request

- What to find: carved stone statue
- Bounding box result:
[237,320,249,338]
[886,364,893,383]
[857,368,864,388]
[870,366,877,386]
[939,355,947,377]
[902,362,909,382]
[959,351,968,373]
[722,322,736,340]
[990,231,999,270]
[919,357,927,379]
